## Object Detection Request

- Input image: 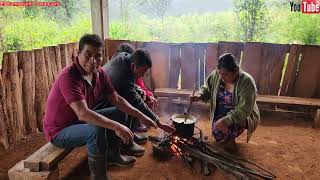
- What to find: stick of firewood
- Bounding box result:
[184,84,197,123]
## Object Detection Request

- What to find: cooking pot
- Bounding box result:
[171,114,197,138]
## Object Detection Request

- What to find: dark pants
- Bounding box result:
[51,107,129,157]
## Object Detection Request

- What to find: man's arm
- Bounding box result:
[119,79,159,122]
[107,91,157,128]
[108,91,175,133]
[69,99,133,144]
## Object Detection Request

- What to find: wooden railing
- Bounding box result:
[1,39,320,150]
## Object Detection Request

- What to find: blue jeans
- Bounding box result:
[51,107,129,157]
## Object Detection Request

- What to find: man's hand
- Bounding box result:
[146,96,158,111]
[139,114,158,129]
[114,123,134,144]
[158,121,176,133]
[190,94,202,103]
[148,96,158,106]
[214,118,228,134]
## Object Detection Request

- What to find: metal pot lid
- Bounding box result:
[171,113,197,124]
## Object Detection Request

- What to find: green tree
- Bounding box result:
[136,0,173,20]
[42,0,81,25]
[233,0,270,41]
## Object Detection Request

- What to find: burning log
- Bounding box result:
[152,133,276,179]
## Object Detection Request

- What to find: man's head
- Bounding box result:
[217,53,239,83]
[130,48,152,78]
[117,43,134,54]
[78,34,104,74]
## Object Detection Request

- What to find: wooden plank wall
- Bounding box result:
[292,45,320,98]
[241,43,289,95]
[1,39,320,150]
[0,43,78,149]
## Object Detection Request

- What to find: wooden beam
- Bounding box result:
[90,0,109,39]
[24,142,72,172]
[8,160,59,180]
[258,95,320,106]
[154,88,320,107]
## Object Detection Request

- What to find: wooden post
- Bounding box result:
[91,0,109,64]
[54,46,62,73]
[314,109,320,129]
[59,44,69,68]
[1,53,14,144]
[34,49,49,131]
[43,47,54,89]
[18,51,37,134]
[8,160,59,180]
[48,47,58,81]
[67,43,75,62]
[2,53,25,142]
[90,0,109,39]
[73,42,79,60]
[0,74,9,149]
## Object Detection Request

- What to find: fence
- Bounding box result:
[0,39,319,150]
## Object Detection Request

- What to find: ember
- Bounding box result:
[152,127,276,179]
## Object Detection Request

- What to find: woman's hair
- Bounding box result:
[217,53,239,71]
[117,43,135,54]
[130,48,152,68]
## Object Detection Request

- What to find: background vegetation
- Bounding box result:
[0,0,319,62]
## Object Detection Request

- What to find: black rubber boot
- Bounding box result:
[88,155,109,180]
[121,141,145,157]
[107,134,136,167]
[134,133,148,145]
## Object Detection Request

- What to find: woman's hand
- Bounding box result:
[214,118,228,134]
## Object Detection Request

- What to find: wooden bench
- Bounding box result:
[8,142,72,180]
[154,88,320,128]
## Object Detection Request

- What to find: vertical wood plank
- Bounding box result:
[1,53,14,144]
[196,44,206,87]
[106,39,130,60]
[205,43,218,78]
[168,44,181,89]
[34,49,49,131]
[181,43,198,89]
[59,44,70,68]
[55,46,62,73]
[73,42,79,61]
[48,47,58,81]
[218,41,244,61]
[241,42,263,87]
[143,42,171,91]
[293,45,320,98]
[280,44,301,96]
[258,43,289,95]
[8,53,25,141]
[43,47,54,90]
[18,51,37,134]
[0,74,9,149]
[67,43,75,63]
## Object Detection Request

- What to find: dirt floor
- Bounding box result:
[1,113,320,180]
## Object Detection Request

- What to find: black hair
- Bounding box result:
[79,34,103,53]
[130,48,152,68]
[217,53,239,71]
[117,43,134,54]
